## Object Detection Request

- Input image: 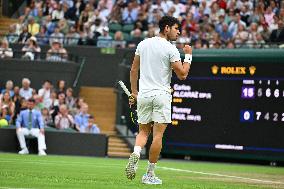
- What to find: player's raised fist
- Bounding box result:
[183,45,192,55]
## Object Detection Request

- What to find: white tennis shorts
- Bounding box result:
[137,92,172,124]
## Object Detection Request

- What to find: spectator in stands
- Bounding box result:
[0,92,15,123]
[254,33,266,48]
[86,115,100,134]
[58,92,66,106]
[122,1,139,24]
[65,87,76,111]
[13,86,21,122]
[134,13,148,32]
[128,28,143,48]
[38,80,52,109]
[19,78,33,100]
[42,0,54,16]
[49,26,65,45]
[270,19,284,43]
[19,98,28,112]
[55,104,74,130]
[269,15,279,32]
[46,39,68,62]
[109,0,123,23]
[73,0,85,19]
[51,91,66,120]
[36,26,49,45]
[246,22,259,48]
[264,6,275,26]
[62,2,76,24]
[209,32,222,48]
[176,29,191,49]
[234,23,249,48]
[42,15,56,35]
[27,16,40,36]
[18,25,32,44]
[58,18,70,35]
[65,26,80,45]
[34,94,44,111]
[261,24,271,42]
[219,23,233,43]
[21,37,41,60]
[1,80,14,97]
[74,97,84,114]
[74,103,89,132]
[0,105,10,127]
[89,18,104,39]
[57,80,66,94]
[28,0,40,17]
[41,107,53,127]
[14,16,26,35]
[97,27,112,47]
[0,39,13,59]
[96,4,111,25]
[52,2,65,22]
[34,8,44,24]
[6,25,19,44]
[248,7,261,25]
[239,4,251,26]
[226,41,235,49]
[78,9,89,32]
[112,31,126,48]
[16,98,47,155]
[49,91,59,119]
[228,13,246,37]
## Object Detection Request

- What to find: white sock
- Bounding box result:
[146,161,156,176]
[133,146,141,157]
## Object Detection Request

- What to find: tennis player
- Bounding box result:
[125,16,192,184]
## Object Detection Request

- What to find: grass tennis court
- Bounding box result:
[0,153,283,189]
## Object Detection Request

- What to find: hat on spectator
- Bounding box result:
[103,26,109,32]
[30,36,37,42]
[1,105,8,109]
[218,9,225,17]
[52,39,62,45]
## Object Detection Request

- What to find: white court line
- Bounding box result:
[0,187,34,189]
[0,159,122,167]
[158,166,284,185]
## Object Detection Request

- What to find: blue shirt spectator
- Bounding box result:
[89,124,100,134]
[16,109,44,129]
[122,3,138,24]
[1,80,14,98]
[75,112,89,132]
[87,115,100,134]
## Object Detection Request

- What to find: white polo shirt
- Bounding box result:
[135,36,181,97]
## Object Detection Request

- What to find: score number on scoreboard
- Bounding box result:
[240,80,284,122]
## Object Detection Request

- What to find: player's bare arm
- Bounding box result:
[171,45,192,80]
[130,54,140,104]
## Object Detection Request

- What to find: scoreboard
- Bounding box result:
[163,61,284,162]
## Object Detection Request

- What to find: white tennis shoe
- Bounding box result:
[142,173,162,185]
[38,150,47,156]
[125,153,139,180]
[18,148,29,155]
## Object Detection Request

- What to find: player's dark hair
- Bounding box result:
[158,16,181,33]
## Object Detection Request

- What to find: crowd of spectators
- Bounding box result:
[0,78,100,134]
[1,0,284,50]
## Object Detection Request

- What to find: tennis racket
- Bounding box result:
[118,80,138,125]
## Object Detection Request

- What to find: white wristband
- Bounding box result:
[184,54,192,64]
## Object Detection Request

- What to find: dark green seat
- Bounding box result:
[122,32,131,41]
[122,24,134,33]
[109,23,122,32]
